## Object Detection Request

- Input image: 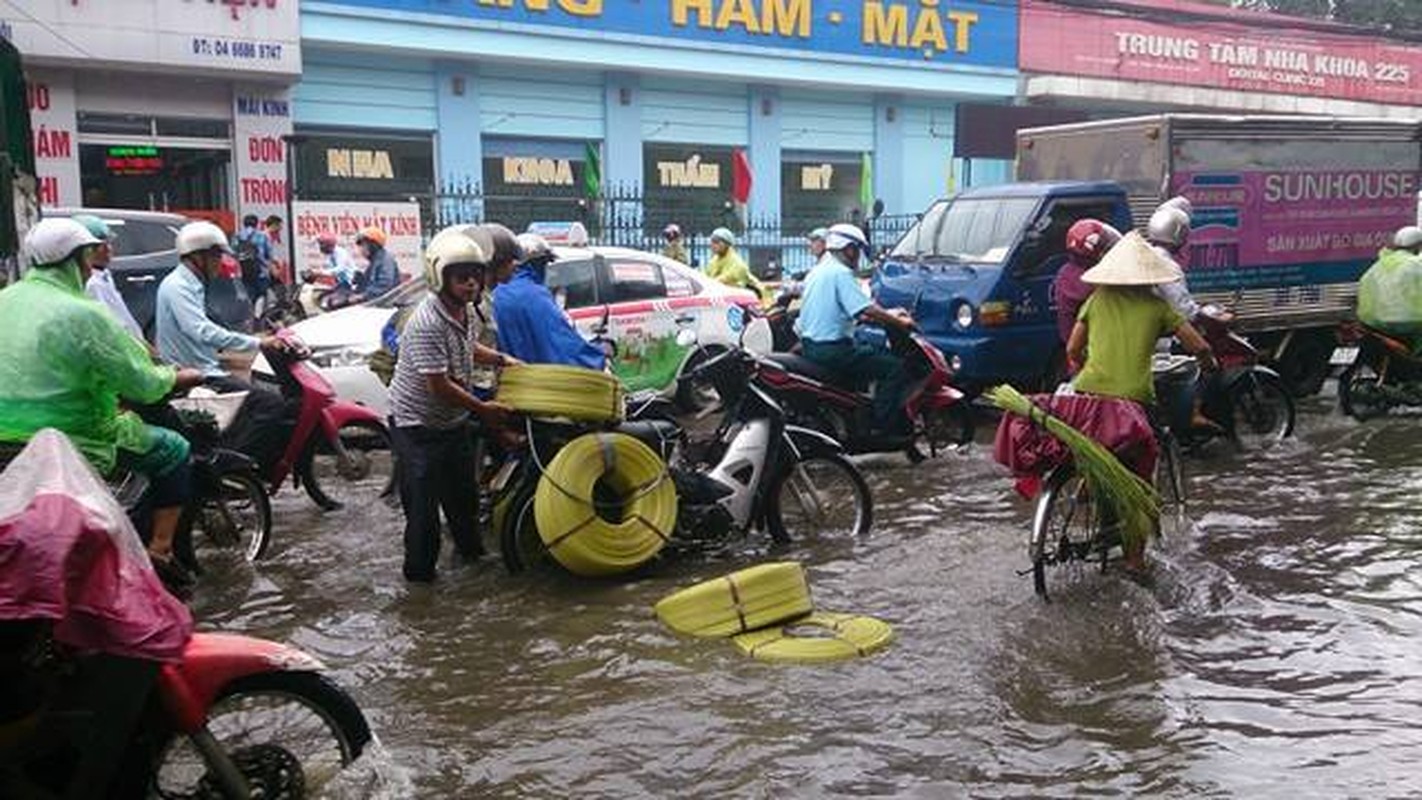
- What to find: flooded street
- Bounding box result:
[193,398,1422,797]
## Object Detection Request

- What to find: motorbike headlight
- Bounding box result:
[954,302,975,330]
[310,346,373,369]
[950,354,963,373]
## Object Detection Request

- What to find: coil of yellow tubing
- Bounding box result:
[732,612,894,664]
[654,562,814,639]
[533,432,678,577]
[496,364,624,423]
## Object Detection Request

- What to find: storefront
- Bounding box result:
[295,0,1021,229]
[3,0,301,227]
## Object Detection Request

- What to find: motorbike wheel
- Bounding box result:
[148,671,371,797]
[1228,371,1296,448]
[766,453,872,544]
[1339,363,1389,421]
[300,420,395,512]
[179,470,273,571]
[923,403,975,454]
[497,474,553,574]
[1031,464,1113,601]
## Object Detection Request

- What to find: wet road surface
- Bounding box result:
[194,397,1422,797]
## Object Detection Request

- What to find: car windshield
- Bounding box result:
[890,197,1038,265]
[370,277,428,309]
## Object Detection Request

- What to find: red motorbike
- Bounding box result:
[0,431,371,798]
[760,325,975,460]
[258,331,394,510]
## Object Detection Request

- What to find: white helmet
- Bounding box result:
[516,232,556,265]
[1393,226,1422,250]
[1147,207,1191,249]
[24,218,101,268]
[424,226,489,288]
[175,221,232,257]
[1160,195,1193,220]
[824,223,870,253]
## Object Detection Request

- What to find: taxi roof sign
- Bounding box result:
[528,221,589,247]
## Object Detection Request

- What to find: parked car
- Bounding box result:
[48,208,252,336]
[257,245,772,415]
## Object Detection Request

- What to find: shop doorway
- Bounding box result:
[79,143,231,212]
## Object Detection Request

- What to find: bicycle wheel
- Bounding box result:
[300,420,395,512]
[1029,464,1110,601]
[1153,432,1187,537]
[766,453,873,545]
[148,671,371,797]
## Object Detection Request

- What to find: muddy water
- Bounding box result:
[194,400,1422,797]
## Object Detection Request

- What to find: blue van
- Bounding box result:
[870,181,1131,392]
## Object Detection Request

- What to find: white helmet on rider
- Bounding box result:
[516,232,557,266]
[175,221,233,258]
[24,218,101,268]
[1160,195,1193,220]
[424,226,489,289]
[1147,207,1191,250]
[1392,225,1422,252]
[825,223,870,252]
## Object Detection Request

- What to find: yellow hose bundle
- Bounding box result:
[534,432,677,576]
[732,612,895,664]
[654,562,813,638]
[496,364,624,423]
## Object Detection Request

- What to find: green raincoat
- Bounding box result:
[1358,247,1422,340]
[0,260,177,474]
[706,247,766,303]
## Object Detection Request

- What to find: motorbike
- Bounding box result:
[496,309,874,574]
[1180,307,1296,449]
[0,431,372,799]
[255,331,394,511]
[1335,321,1422,420]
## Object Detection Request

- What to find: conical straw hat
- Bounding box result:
[1081,230,1184,286]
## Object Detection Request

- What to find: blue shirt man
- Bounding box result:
[156,257,262,377]
[355,227,401,300]
[234,214,273,299]
[493,238,606,370]
[797,253,871,344]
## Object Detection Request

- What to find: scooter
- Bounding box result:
[0,432,371,798]
[1335,320,1422,420]
[1185,307,1296,448]
[497,308,873,574]
[255,331,394,511]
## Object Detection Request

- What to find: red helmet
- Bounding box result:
[1065,219,1121,266]
[316,232,338,248]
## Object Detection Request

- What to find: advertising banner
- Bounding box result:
[24,69,80,208]
[1020,0,1422,106]
[233,87,292,278]
[2,0,300,76]
[291,201,422,280]
[323,0,1017,70]
[1175,169,1419,290]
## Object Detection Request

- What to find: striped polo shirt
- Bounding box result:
[389,294,482,430]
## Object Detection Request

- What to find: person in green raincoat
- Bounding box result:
[705,227,767,304]
[1358,226,1422,351]
[0,218,203,575]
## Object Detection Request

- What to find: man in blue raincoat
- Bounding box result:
[492,233,606,370]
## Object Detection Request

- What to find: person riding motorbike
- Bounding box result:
[354,226,400,301]
[1054,219,1121,346]
[0,218,204,579]
[706,227,767,303]
[155,221,293,475]
[493,232,607,370]
[662,223,689,265]
[74,214,146,343]
[796,223,916,434]
[388,227,521,583]
[1356,225,1422,352]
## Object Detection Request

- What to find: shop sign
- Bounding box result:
[2,0,301,76]
[657,155,721,189]
[233,86,292,277]
[25,69,80,208]
[800,164,834,191]
[1020,0,1422,107]
[104,145,163,176]
[326,149,395,180]
[292,200,422,280]
[502,157,575,187]
[323,0,1016,69]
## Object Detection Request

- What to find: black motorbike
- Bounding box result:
[1337,321,1422,420]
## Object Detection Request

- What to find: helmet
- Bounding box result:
[663,223,682,240]
[710,227,736,246]
[175,221,232,257]
[24,218,101,267]
[807,227,828,242]
[1160,196,1193,219]
[479,223,524,266]
[316,232,338,248]
[424,226,489,289]
[355,226,388,248]
[1146,207,1191,249]
[1065,219,1122,266]
[516,232,557,266]
[1393,226,1422,250]
[824,223,870,253]
[70,214,112,241]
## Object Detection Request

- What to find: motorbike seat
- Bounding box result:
[766,353,843,385]
[616,419,683,458]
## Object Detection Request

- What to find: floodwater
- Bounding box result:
[194,397,1422,797]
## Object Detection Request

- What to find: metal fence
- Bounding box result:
[423,181,921,280]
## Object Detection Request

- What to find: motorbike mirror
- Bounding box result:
[676,328,699,348]
[872,198,885,218]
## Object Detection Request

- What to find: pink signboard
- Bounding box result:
[1021,0,1422,106]
[1173,169,1418,287]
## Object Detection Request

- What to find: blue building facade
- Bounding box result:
[293,0,1019,233]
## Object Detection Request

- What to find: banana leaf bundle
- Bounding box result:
[987,385,1159,549]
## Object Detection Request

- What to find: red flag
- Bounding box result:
[731,149,753,205]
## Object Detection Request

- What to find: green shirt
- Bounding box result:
[1073,286,1184,404]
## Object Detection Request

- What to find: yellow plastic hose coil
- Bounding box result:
[654,562,814,639]
[732,612,895,664]
[533,432,677,577]
[496,364,624,423]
